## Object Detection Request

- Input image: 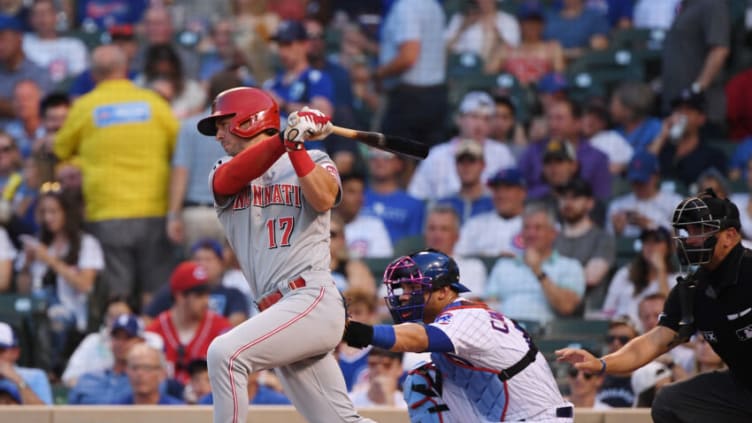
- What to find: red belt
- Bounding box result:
[256,277,306,312]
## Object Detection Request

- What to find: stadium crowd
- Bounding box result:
[0,0,750,412]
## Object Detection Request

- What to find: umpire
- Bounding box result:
[557,189,752,422]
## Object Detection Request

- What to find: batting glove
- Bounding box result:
[283,106,333,150]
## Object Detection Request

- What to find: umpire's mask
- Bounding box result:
[672,190,741,266]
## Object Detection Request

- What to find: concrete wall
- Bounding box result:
[0,406,654,422]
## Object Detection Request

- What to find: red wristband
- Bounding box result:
[288,148,316,177]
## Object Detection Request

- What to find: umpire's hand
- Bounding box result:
[343,320,374,349]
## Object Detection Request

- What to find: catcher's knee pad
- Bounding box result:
[403,361,450,423]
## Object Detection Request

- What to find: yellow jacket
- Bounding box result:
[54,79,179,221]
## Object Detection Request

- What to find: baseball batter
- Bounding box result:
[344,249,572,422]
[197,87,372,423]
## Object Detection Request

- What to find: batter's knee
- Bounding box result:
[207,333,233,372]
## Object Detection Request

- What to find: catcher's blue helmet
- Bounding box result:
[383,249,469,323]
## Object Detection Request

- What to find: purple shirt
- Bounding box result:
[519,139,612,200]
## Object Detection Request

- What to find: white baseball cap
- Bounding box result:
[459,91,494,115]
[631,361,671,398]
[0,322,17,349]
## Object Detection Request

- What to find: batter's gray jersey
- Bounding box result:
[209,151,341,299]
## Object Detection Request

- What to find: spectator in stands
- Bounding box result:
[586,0,634,29]
[490,95,527,160]
[363,148,425,246]
[424,204,488,297]
[0,0,30,32]
[566,355,608,408]
[75,0,148,31]
[610,82,662,153]
[631,361,672,407]
[602,227,680,330]
[337,170,393,259]
[728,138,752,182]
[16,185,104,370]
[118,343,183,405]
[606,151,682,237]
[9,155,44,234]
[132,6,200,79]
[69,24,139,98]
[661,0,730,131]
[455,167,526,258]
[445,0,521,63]
[0,225,14,292]
[23,0,88,85]
[486,203,585,324]
[636,293,696,375]
[0,379,21,405]
[0,15,51,120]
[166,71,240,250]
[138,44,206,119]
[377,0,447,147]
[725,67,752,141]
[145,239,249,327]
[338,287,378,392]
[330,213,376,295]
[145,261,231,385]
[67,314,147,404]
[197,368,290,405]
[32,93,70,177]
[633,0,681,30]
[543,0,610,60]
[583,100,633,175]
[730,158,752,241]
[519,97,611,201]
[0,131,22,227]
[484,3,565,86]
[349,348,407,408]
[408,91,516,201]
[555,179,614,313]
[184,359,211,404]
[0,321,52,404]
[349,56,381,134]
[695,168,730,199]
[198,19,248,83]
[229,0,279,84]
[649,90,728,187]
[54,161,81,191]
[54,44,179,308]
[3,80,43,158]
[595,316,638,407]
[265,20,334,146]
[436,140,493,225]
[62,295,163,387]
[538,139,580,203]
[692,332,726,375]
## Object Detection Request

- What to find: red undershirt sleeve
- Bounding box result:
[212,134,286,196]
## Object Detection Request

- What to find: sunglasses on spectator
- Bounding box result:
[39,181,62,194]
[567,368,594,380]
[0,145,15,154]
[606,335,631,344]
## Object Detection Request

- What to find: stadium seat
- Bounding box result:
[615,236,640,268]
[542,318,610,341]
[392,235,426,256]
[0,295,49,369]
[566,49,645,94]
[363,257,395,284]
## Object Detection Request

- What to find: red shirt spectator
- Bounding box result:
[146,261,231,384]
[726,68,752,141]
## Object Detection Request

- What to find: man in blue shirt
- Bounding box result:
[68,314,146,404]
[117,343,183,405]
[264,20,335,151]
[544,0,610,59]
[198,367,291,405]
[0,322,52,405]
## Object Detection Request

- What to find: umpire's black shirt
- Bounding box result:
[659,243,752,390]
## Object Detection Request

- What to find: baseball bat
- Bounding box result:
[331,125,429,160]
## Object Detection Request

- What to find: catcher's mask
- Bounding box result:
[383,249,469,324]
[672,189,740,266]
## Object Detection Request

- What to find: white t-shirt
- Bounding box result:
[730,193,752,240]
[606,191,683,237]
[445,11,521,53]
[408,138,516,201]
[634,0,681,30]
[23,34,88,83]
[20,234,104,331]
[589,130,634,166]
[349,386,408,408]
[345,214,394,259]
[455,212,523,257]
[454,256,488,297]
[0,227,16,260]
[602,266,679,332]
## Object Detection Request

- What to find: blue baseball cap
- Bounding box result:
[110,314,144,338]
[487,167,526,187]
[538,72,568,94]
[0,380,21,404]
[0,14,23,32]
[627,151,660,183]
[0,322,17,349]
[190,238,223,259]
[518,1,545,21]
[271,20,308,43]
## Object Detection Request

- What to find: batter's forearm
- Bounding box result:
[601,327,672,374]
[298,165,339,212]
[392,323,430,352]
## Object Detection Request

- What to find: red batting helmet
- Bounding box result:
[197,87,280,139]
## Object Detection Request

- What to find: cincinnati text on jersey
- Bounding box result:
[232,184,303,210]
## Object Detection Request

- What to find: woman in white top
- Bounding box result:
[16,183,104,368]
[445,0,521,63]
[602,227,679,332]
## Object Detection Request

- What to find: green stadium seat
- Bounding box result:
[393,235,426,256]
[542,318,610,341]
[0,295,49,368]
[566,49,645,95]
[363,257,395,284]
[615,236,639,268]
[448,52,486,78]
